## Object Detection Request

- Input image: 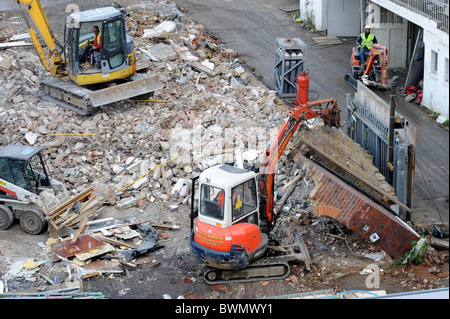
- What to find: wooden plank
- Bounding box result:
[49,187,93,218]
[48,219,59,231]
[10,33,31,41]
[311,36,342,46]
[70,205,105,226]
[75,243,115,261]
[71,216,89,244]
[80,195,96,211]
[91,234,137,249]
[281,173,304,191]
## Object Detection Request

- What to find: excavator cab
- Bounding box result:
[190,165,266,271]
[64,7,136,86]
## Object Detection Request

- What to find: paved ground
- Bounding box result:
[174,0,449,228]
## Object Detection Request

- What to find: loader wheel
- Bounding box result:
[0,205,14,230]
[20,210,46,235]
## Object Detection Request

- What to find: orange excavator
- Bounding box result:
[189,97,341,284]
[345,43,389,90]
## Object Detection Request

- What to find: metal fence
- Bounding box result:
[347,99,412,219]
[389,0,449,32]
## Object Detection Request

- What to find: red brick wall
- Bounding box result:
[301,158,419,259]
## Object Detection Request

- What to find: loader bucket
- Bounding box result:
[88,74,162,107]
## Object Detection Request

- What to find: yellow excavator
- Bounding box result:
[14,0,161,115]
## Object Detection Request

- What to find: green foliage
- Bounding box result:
[391,236,429,267]
[431,112,440,121]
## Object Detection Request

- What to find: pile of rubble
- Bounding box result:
[0,214,172,293]
[0,0,289,212]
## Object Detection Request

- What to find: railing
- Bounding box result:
[389,0,449,33]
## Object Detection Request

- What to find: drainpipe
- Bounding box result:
[387,76,400,184]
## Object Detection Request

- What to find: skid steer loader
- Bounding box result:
[0,145,71,234]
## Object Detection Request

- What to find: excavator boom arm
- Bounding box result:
[363,44,388,84]
[258,99,340,225]
[15,0,65,77]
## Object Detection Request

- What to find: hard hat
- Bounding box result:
[364,25,371,29]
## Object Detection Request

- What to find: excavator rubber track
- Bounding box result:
[40,74,162,116]
[203,256,290,285]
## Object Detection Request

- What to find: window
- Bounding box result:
[431,50,438,74]
[26,154,50,188]
[445,58,449,83]
[103,20,123,52]
[379,7,403,24]
[103,19,125,68]
[231,179,257,222]
[200,184,225,220]
[0,158,14,185]
[0,159,30,192]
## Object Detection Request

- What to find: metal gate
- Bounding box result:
[346,98,413,219]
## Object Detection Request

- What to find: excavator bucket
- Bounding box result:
[322,108,341,128]
[268,230,312,271]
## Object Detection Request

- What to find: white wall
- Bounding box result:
[299,0,324,30]
[326,0,361,36]
[422,28,449,119]
[299,0,361,36]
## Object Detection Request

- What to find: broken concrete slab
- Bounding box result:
[143,20,177,38]
[188,61,217,77]
[147,43,177,62]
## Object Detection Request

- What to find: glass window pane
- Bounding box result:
[444,58,449,82]
[104,20,123,52]
[109,52,124,68]
[231,179,257,221]
[200,184,225,220]
[7,160,30,191]
[0,158,14,184]
[431,50,438,73]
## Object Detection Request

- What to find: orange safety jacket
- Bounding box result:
[217,191,225,208]
[216,191,238,209]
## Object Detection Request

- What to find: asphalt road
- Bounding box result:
[173,0,449,227]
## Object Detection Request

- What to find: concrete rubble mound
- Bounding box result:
[1,0,287,205]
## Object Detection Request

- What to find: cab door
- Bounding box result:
[64,24,79,76]
[190,176,199,230]
[100,15,127,73]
